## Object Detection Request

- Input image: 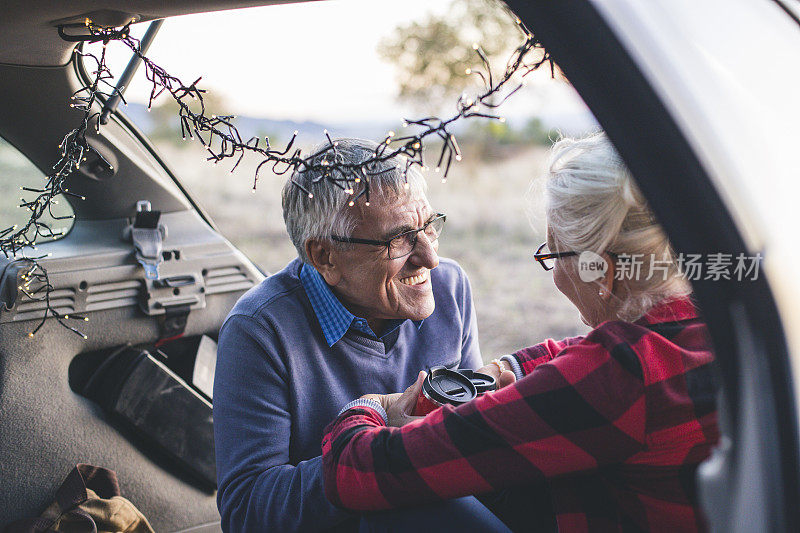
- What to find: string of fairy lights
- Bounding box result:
[1,13,552,338]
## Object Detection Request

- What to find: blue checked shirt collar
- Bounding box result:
[300,263,421,347]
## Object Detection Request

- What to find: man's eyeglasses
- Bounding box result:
[533,242,578,271]
[331,214,446,259]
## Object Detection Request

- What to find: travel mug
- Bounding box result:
[413,366,477,416]
[457,369,497,395]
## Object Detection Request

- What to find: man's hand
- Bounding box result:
[361,371,427,427]
[477,359,517,389]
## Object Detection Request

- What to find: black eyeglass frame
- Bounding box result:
[533,242,618,271]
[331,213,446,259]
[533,242,578,271]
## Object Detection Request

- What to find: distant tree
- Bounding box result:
[521,117,558,145]
[378,0,532,112]
[459,116,557,158]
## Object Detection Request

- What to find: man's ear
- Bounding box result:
[305,239,341,285]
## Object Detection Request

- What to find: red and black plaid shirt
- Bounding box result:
[322,297,718,531]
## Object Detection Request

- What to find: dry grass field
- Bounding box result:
[158,140,587,360]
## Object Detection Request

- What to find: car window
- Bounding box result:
[0,136,74,242]
[82,1,598,356]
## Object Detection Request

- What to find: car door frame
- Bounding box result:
[506,0,800,530]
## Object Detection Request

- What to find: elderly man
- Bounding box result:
[213,139,482,531]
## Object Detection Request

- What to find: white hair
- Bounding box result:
[282,138,427,263]
[545,132,690,321]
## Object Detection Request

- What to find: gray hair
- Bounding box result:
[545,132,690,321]
[282,138,427,263]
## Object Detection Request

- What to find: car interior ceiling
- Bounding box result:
[0,1,300,67]
[0,0,797,531]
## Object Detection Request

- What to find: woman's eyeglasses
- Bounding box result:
[534,242,618,271]
[533,242,578,270]
[533,242,578,271]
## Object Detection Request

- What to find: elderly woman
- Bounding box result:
[320,133,718,532]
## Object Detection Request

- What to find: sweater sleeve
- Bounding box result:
[322,337,646,511]
[214,314,352,531]
[456,263,482,370]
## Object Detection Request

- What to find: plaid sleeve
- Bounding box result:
[322,338,647,511]
[512,335,585,375]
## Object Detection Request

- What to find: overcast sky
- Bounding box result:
[97,0,589,126]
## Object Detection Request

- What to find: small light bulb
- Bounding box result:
[442,178,447,183]
[348,200,355,206]
[435,167,440,173]
[499,117,506,123]
[388,131,395,137]
[308,193,314,199]
[456,155,463,161]
[28,332,34,338]
[404,183,410,189]
[413,142,420,149]
[355,177,361,183]
[365,202,370,206]
[472,43,479,50]
[465,68,472,75]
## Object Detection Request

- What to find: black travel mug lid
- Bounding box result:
[423,366,477,406]
[457,369,498,394]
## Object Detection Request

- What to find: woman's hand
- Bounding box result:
[477,359,517,389]
[361,371,427,427]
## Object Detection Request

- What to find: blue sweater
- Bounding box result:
[214,257,481,531]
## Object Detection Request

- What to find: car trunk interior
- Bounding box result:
[0,1,299,529]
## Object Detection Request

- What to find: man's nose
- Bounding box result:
[410,233,439,269]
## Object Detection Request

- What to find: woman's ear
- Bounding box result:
[599,252,616,300]
[305,239,341,285]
